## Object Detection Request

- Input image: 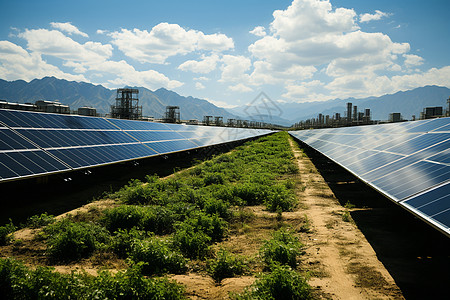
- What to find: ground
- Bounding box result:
[2,135,448,299]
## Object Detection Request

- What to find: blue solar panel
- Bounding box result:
[0,109,272,182]
[289,117,450,237]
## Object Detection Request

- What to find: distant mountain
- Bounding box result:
[0,77,236,121]
[228,86,450,124]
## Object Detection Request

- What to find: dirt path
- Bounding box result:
[288,137,404,299]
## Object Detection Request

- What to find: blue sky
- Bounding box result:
[1,0,449,108]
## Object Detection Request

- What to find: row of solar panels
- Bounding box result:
[0,109,273,183]
[289,117,450,237]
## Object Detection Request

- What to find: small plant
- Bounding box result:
[45,220,110,262]
[102,205,144,232]
[172,225,211,259]
[207,249,247,283]
[234,264,312,300]
[26,212,56,229]
[109,228,147,258]
[0,221,15,246]
[264,184,297,212]
[129,237,187,275]
[342,210,352,222]
[344,201,355,209]
[260,228,303,269]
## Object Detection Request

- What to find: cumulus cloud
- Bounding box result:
[245,0,417,100]
[195,82,205,90]
[178,54,219,73]
[19,29,112,63]
[403,54,424,67]
[249,26,266,37]
[109,23,234,64]
[229,83,253,92]
[50,22,88,37]
[9,26,184,91]
[219,55,251,83]
[360,10,391,23]
[0,40,87,82]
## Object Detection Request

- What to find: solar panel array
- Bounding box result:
[289,117,450,237]
[0,109,272,183]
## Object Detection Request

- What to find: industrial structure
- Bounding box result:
[163,106,180,123]
[110,88,142,120]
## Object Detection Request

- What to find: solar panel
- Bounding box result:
[289,117,450,237]
[0,109,272,183]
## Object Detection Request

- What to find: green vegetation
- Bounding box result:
[26,212,56,229]
[0,221,15,246]
[0,258,186,299]
[260,228,304,269]
[1,132,311,298]
[207,249,247,283]
[234,264,312,300]
[44,219,110,262]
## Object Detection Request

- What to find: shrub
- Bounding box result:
[235,264,312,300]
[183,212,228,243]
[172,225,211,259]
[102,205,144,232]
[264,184,297,212]
[260,229,303,269]
[95,264,186,299]
[129,237,187,275]
[46,220,110,262]
[203,198,231,220]
[0,221,15,246]
[26,212,55,229]
[207,249,247,283]
[141,205,176,234]
[203,172,225,186]
[0,257,187,299]
[232,183,267,206]
[109,228,147,258]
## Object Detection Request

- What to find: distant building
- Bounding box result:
[346,102,352,124]
[78,106,97,116]
[389,113,402,122]
[420,106,443,120]
[35,100,70,114]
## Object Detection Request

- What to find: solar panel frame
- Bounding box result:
[289,117,450,237]
[0,108,273,183]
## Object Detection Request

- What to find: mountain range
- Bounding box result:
[230,85,450,126]
[0,77,236,121]
[0,77,449,126]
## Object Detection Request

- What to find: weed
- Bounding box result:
[207,249,247,283]
[260,228,303,269]
[130,237,187,275]
[45,220,110,262]
[26,212,55,229]
[0,221,15,246]
[233,264,312,300]
[342,210,352,222]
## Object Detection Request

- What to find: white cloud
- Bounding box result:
[109,23,234,64]
[282,80,327,101]
[50,22,88,37]
[178,54,219,73]
[12,27,184,91]
[229,83,253,92]
[219,55,251,83]
[0,40,87,82]
[248,0,411,96]
[403,54,424,67]
[195,82,205,90]
[194,76,209,81]
[19,29,112,63]
[360,10,391,23]
[249,26,266,37]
